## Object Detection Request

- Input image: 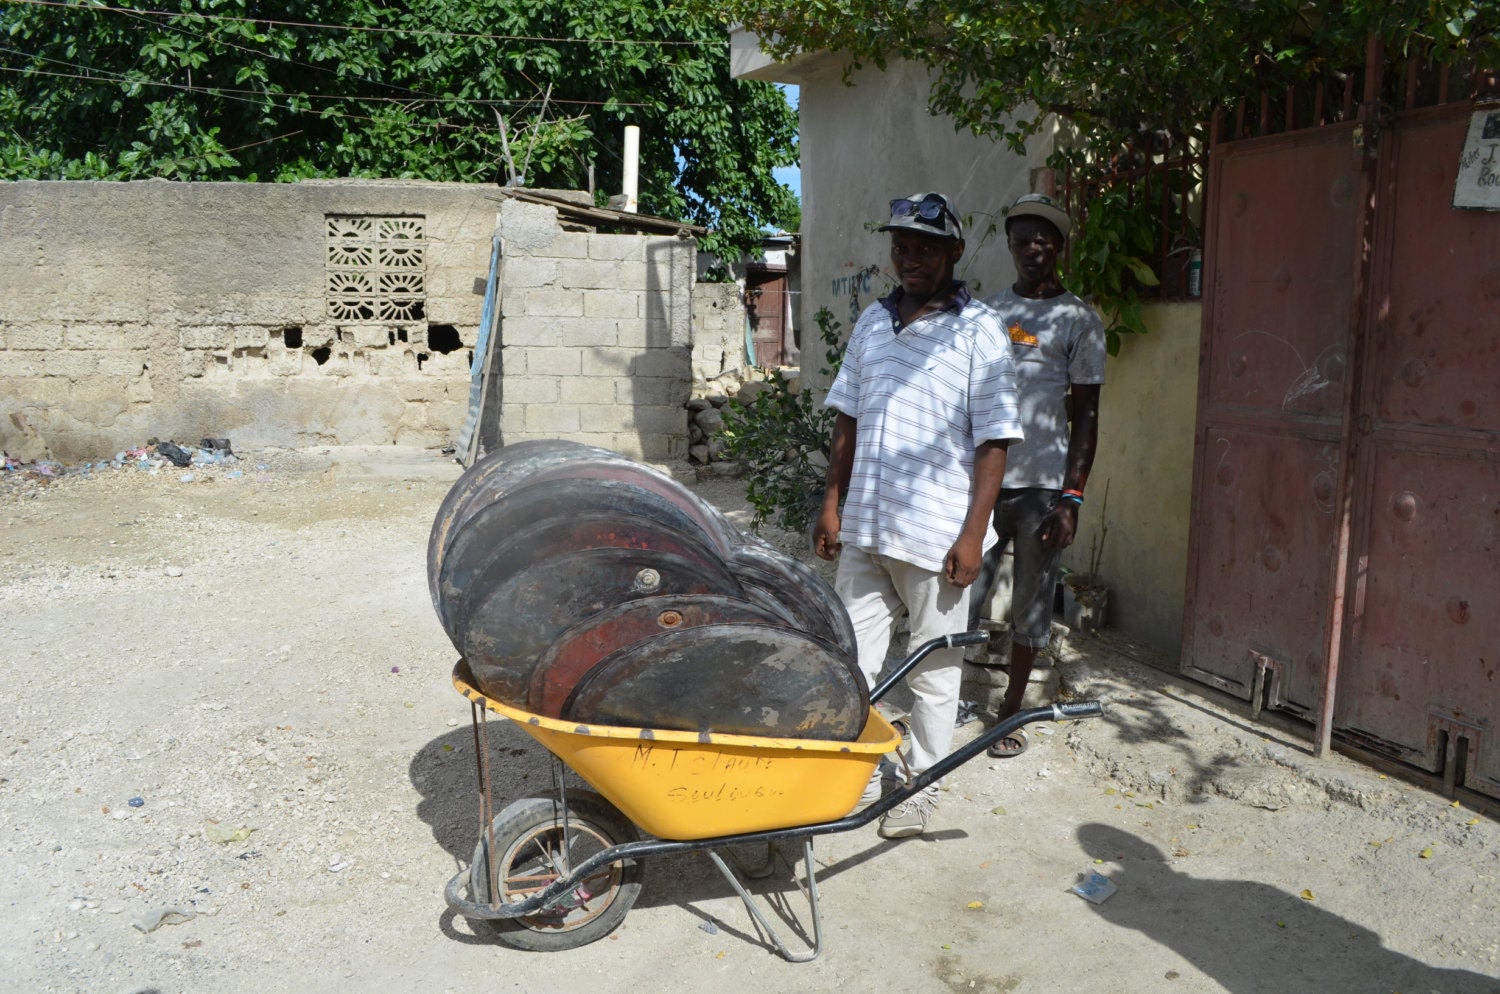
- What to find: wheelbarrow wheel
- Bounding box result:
[469,791,643,951]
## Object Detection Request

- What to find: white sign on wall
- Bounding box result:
[1453,108,1500,210]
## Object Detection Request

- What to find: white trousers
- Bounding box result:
[834,545,970,779]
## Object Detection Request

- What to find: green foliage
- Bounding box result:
[0,0,800,262]
[720,307,843,533]
[706,0,1498,338]
[1058,182,1171,356]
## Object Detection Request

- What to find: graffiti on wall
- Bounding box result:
[830,264,888,326]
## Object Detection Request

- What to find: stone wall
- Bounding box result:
[0,181,693,464]
[490,199,693,463]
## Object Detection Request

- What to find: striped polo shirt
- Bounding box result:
[825,285,1023,572]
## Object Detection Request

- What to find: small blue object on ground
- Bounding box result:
[128,796,145,808]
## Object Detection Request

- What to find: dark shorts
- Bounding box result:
[968,488,1062,649]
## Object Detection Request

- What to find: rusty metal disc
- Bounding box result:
[462,547,743,706]
[728,545,858,661]
[523,459,741,556]
[450,507,733,649]
[561,623,868,740]
[427,439,608,615]
[527,595,791,717]
[437,477,725,637]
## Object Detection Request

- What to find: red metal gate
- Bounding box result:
[1337,101,1500,796]
[1184,55,1500,799]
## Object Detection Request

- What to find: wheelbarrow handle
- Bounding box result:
[869,631,989,703]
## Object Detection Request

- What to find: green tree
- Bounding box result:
[0,0,799,262]
[706,1,1497,344]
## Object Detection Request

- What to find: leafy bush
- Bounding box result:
[720,308,844,533]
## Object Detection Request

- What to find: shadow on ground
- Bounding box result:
[1076,824,1500,993]
[408,722,959,956]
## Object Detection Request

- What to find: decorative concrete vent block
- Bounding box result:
[325,215,427,322]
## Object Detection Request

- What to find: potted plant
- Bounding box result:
[1063,480,1110,634]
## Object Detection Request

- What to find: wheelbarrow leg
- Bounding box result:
[705,838,823,963]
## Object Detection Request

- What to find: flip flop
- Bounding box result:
[986,727,1029,759]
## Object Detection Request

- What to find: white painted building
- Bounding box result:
[731,31,1054,382]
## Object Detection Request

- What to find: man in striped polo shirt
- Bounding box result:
[814,192,1024,839]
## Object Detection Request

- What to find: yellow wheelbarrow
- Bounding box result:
[444,632,1105,960]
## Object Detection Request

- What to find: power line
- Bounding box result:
[0,47,661,109]
[0,63,490,131]
[0,0,726,47]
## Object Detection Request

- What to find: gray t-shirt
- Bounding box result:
[982,287,1106,489]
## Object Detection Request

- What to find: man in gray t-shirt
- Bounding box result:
[969,194,1106,757]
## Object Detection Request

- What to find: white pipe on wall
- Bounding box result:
[622,125,640,214]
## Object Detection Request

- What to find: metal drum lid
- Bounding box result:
[523,458,740,556]
[527,595,791,718]
[462,547,743,706]
[561,623,868,741]
[426,439,606,614]
[728,545,858,661]
[436,477,725,637]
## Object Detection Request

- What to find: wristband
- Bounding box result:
[1060,489,1084,505]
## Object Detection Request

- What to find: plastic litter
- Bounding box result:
[204,823,255,844]
[156,441,193,467]
[697,920,719,935]
[1071,870,1117,905]
[133,906,196,933]
[954,700,981,727]
[127,796,144,808]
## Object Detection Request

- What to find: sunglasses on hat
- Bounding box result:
[889,194,955,225]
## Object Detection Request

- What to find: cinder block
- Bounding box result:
[616,315,678,349]
[577,405,631,433]
[628,432,686,462]
[370,349,412,377]
[524,404,580,434]
[62,323,128,350]
[179,352,209,378]
[0,354,45,377]
[350,326,389,348]
[41,352,98,378]
[523,287,585,318]
[503,316,614,349]
[627,347,691,379]
[504,376,560,404]
[499,403,528,435]
[556,258,640,290]
[629,404,694,434]
[560,377,611,404]
[499,290,528,319]
[589,235,646,262]
[548,233,591,259]
[515,347,578,377]
[502,256,559,289]
[584,291,641,320]
[616,376,689,407]
[6,325,61,350]
[579,348,634,378]
[270,350,303,377]
[235,326,273,349]
[180,325,232,350]
[98,351,148,377]
[126,375,153,403]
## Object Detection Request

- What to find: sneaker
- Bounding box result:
[878,791,937,839]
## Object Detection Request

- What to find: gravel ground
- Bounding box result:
[2,446,1497,994]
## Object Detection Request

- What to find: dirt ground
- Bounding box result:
[2,446,1497,994]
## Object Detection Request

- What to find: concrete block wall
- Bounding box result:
[0,179,502,461]
[492,199,692,462]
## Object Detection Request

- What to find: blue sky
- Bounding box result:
[772,84,801,201]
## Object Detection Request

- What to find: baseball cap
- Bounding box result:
[1004,193,1073,239]
[878,191,963,240]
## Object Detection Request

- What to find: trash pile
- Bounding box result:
[1,437,242,484]
[429,439,867,741]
